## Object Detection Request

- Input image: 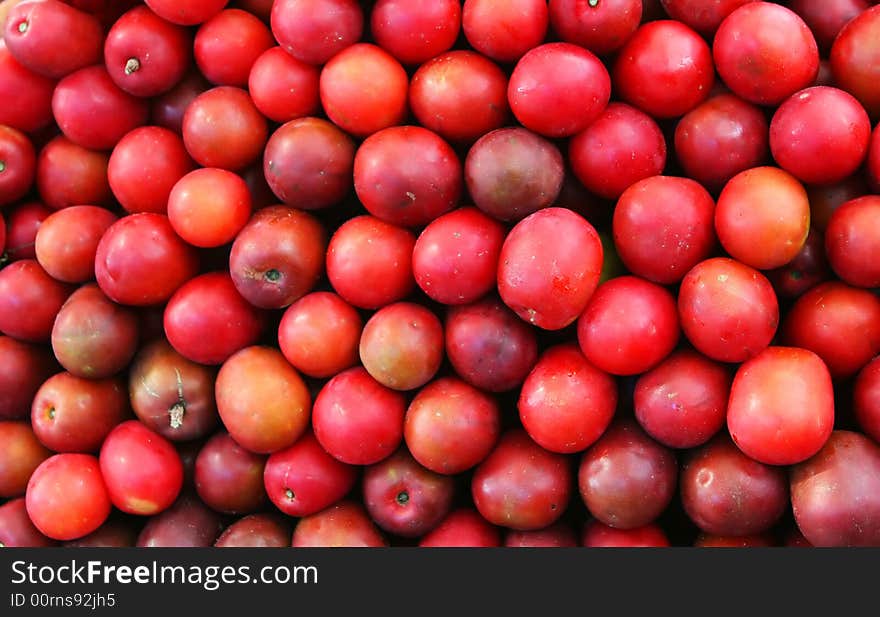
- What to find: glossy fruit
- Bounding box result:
[445,297,539,393]
[150,69,210,133]
[674,93,769,191]
[194,431,267,514]
[144,0,229,26]
[95,213,199,307]
[782,281,880,379]
[825,196,880,289]
[25,453,110,541]
[31,372,128,453]
[766,227,832,300]
[34,206,118,284]
[319,43,407,138]
[634,350,731,449]
[291,501,387,547]
[549,0,642,55]
[570,103,666,201]
[278,292,362,379]
[0,125,35,207]
[409,50,508,144]
[508,42,611,138]
[109,127,194,215]
[167,167,251,248]
[404,377,500,475]
[419,508,501,547]
[215,346,311,454]
[52,65,149,151]
[678,258,779,363]
[0,497,57,547]
[248,47,320,123]
[869,125,880,191]
[498,207,604,331]
[128,339,218,442]
[51,284,139,379]
[194,9,274,87]
[660,0,756,36]
[0,421,51,497]
[578,420,677,529]
[465,127,564,222]
[264,431,357,517]
[5,0,880,552]
[99,420,184,515]
[103,5,192,97]
[63,516,138,548]
[791,431,880,547]
[363,447,455,537]
[472,429,572,531]
[713,2,819,106]
[359,302,444,392]
[4,0,103,78]
[136,493,223,547]
[519,344,617,454]
[462,0,548,63]
[263,117,355,211]
[412,207,506,305]
[182,86,267,171]
[0,259,72,343]
[613,20,714,119]
[353,125,462,228]
[270,0,363,66]
[3,201,52,262]
[0,40,56,133]
[163,272,266,366]
[727,346,834,466]
[830,5,880,119]
[770,87,871,186]
[0,336,57,421]
[229,206,326,309]
[854,357,880,444]
[577,276,680,376]
[326,215,415,310]
[36,136,112,210]
[214,514,292,548]
[582,521,670,547]
[613,176,715,284]
[681,433,788,536]
[714,166,810,270]
[371,0,461,66]
[311,366,406,465]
